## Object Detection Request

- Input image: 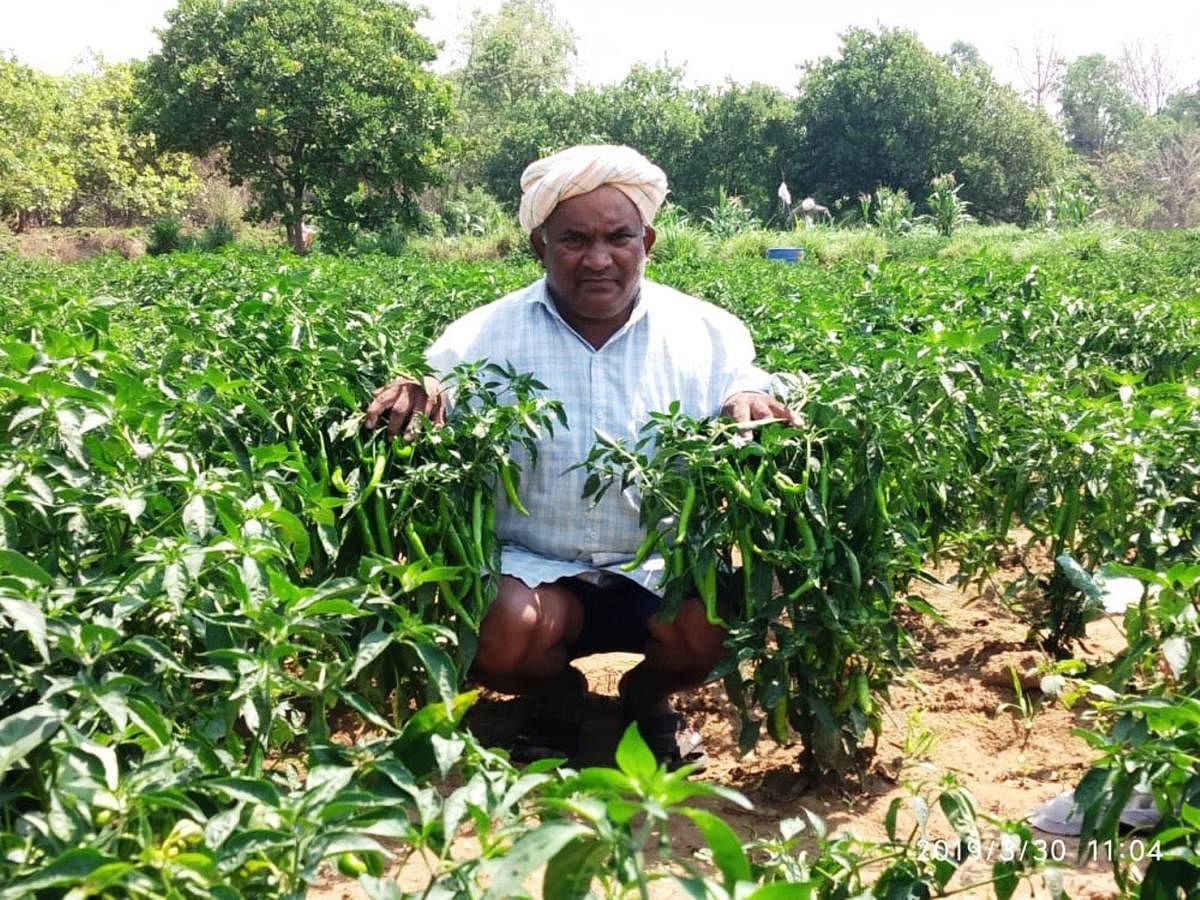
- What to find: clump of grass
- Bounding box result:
[147,215,193,255]
[406,223,527,261]
[200,216,239,251]
[717,229,776,261]
[650,222,713,263]
[789,228,888,265]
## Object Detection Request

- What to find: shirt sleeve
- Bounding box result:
[715,314,775,404]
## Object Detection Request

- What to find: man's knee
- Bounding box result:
[647,599,728,674]
[475,577,581,677]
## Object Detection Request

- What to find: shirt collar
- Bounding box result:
[531,277,652,349]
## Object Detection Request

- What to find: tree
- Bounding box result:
[1119,42,1177,114]
[694,81,795,220]
[443,0,575,204]
[1013,36,1065,112]
[587,65,706,209]
[789,27,1065,223]
[1060,54,1143,158]
[456,0,576,112]
[64,61,198,226]
[0,56,74,232]
[1164,83,1200,127]
[1100,115,1200,227]
[947,41,985,75]
[136,0,451,252]
[478,64,706,215]
[792,28,957,208]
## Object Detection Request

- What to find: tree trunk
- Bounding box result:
[290,178,307,255]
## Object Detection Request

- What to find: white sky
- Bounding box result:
[4,0,1199,98]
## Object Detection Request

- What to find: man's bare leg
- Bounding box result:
[618,597,727,721]
[472,576,588,759]
[473,575,585,694]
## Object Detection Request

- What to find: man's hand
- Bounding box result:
[721,391,803,428]
[364,375,446,439]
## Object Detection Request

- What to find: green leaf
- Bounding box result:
[300,598,367,618]
[902,594,947,624]
[1055,554,1102,601]
[938,786,980,849]
[407,640,457,709]
[561,767,634,797]
[682,808,751,884]
[542,835,605,900]
[207,777,281,808]
[0,703,65,777]
[884,796,901,842]
[0,848,112,898]
[746,883,816,899]
[337,691,399,733]
[349,629,392,680]
[0,549,53,585]
[182,494,210,542]
[312,832,389,860]
[0,597,49,661]
[481,821,590,899]
[993,859,1018,900]
[127,696,172,747]
[614,722,658,782]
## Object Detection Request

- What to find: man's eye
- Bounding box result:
[560,235,587,248]
[609,233,634,246]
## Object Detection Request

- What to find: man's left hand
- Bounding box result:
[721,391,803,427]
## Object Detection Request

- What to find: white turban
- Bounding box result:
[518,144,668,233]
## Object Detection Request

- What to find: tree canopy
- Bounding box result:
[136,0,451,250]
[0,56,75,231]
[1060,54,1143,158]
[1,54,195,232]
[788,27,1065,222]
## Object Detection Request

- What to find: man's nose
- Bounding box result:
[581,240,612,269]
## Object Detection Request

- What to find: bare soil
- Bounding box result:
[309,555,1136,900]
[4,227,147,262]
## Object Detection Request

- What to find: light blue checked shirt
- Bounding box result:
[425,277,772,595]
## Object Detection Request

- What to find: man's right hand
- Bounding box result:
[364,375,446,439]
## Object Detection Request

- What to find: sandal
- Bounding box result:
[631,709,709,773]
[509,668,586,763]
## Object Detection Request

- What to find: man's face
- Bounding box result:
[531,186,656,332]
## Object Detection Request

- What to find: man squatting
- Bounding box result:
[365,144,800,768]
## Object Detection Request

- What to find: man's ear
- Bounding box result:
[529,229,546,262]
[642,225,656,255]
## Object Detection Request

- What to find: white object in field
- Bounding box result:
[301,221,314,247]
[1093,567,1144,614]
[801,196,816,212]
[777,180,792,206]
[1029,785,1159,836]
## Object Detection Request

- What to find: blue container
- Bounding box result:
[765,247,804,264]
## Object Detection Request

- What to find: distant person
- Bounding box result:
[801,197,832,226]
[300,221,315,250]
[365,144,800,769]
[778,179,795,228]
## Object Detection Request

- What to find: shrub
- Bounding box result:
[1026,181,1101,228]
[146,215,192,255]
[440,185,509,237]
[789,227,888,265]
[406,222,528,261]
[200,216,238,250]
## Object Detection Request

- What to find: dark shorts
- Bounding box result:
[560,574,662,658]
